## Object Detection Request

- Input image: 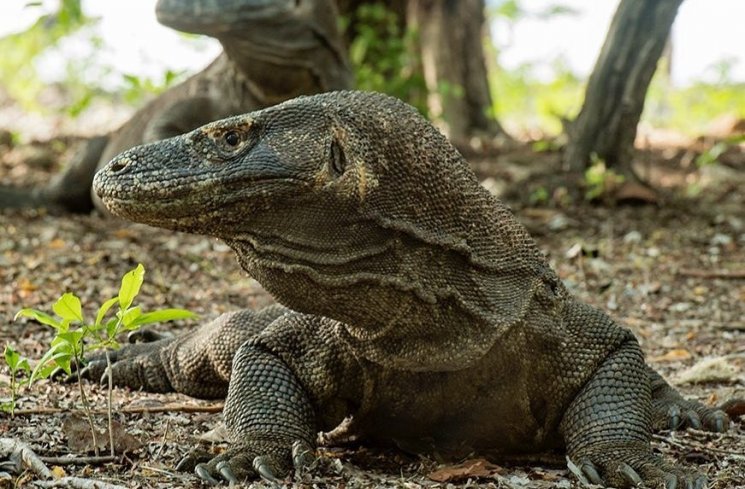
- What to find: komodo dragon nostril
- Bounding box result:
[109,157,130,173]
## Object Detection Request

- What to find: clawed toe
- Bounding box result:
[253,455,282,484]
[570,442,708,489]
[617,462,642,486]
[291,440,315,473]
[188,439,314,485]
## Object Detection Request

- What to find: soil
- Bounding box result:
[0,131,744,488]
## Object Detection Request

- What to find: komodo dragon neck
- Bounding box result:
[94,91,565,371]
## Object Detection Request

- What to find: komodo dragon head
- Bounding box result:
[94,91,563,371]
[155,0,351,98]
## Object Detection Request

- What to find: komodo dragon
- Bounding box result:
[87,91,730,488]
[0,0,350,214]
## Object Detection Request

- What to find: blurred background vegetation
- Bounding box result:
[1,0,743,139]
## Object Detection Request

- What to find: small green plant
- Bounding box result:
[695,141,728,168]
[583,154,625,201]
[528,186,550,205]
[2,345,31,416]
[12,263,195,455]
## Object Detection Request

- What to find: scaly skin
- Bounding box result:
[0,0,351,214]
[90,91,729,487]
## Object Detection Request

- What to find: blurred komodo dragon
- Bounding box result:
[86,91,731,488]
[0,0,351,214]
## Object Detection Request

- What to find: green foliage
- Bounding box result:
[490,59,584,135]
[9,263,196,454]
[644,59,745,136]
[121,70,184,106]
[2,345,31,415]
[13,264,196,385]
[0,0,93,110]
[583,154,625,201]
[346,3,428,115]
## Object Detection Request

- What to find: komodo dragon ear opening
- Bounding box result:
[329,138,347,177]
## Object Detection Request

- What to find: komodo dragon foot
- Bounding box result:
[648,366,730,432]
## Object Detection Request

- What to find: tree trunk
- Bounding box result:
[337,0,507,142]
[408,0,507,142]
[563,0,683,173]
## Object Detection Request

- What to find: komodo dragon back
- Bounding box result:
[95,91,567,371]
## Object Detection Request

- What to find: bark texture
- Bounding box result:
[564,0,683,173]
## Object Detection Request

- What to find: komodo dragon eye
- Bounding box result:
[224,131,241,147]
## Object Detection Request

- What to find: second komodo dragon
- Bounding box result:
[0,0,350,213]
[88,91,729,488]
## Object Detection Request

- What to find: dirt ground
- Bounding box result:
[1,133,744,488]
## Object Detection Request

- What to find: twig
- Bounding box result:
[0,438,53,479]
[653,434,745,460]
[677,269,745,279]
[32,476,127,489]
[14,403,224,416]
[37,455,118,466]
[73,356,99,457]
[153,417,171,461]
[104,349,115,458]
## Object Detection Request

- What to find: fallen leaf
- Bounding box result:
[48,238,66,249]
[427,458,503,482]
[17,277,37,292]
[51,466,66,479]
[650,349,691,362]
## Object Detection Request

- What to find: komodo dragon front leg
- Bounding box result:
[75,305,289,399]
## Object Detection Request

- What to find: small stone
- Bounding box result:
[646,246,660,257]
[710,233,733,246]
[623,230,643,244]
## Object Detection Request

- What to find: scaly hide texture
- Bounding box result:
[89,91,729,488]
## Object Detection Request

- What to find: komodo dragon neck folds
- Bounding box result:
[0,0,350,214]
[89,91,730,488]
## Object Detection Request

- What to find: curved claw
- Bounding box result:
[64,359,103,384]
[128,329,171,343]
[618,462,642,486]
[216,461,239,484]
[253,455,282,485]
[581,462,604,485]
[685,411,702,430]
[664,473,678,489]
[291,440,314,471]
[176,449,212,472]
[693,475,707,489]
[195,464,220,486]
[667,404,682,430]
[711,412,728,433]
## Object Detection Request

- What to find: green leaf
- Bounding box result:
[57,330,85,349]
[119,264,145,310]
[14,308,62,329]
[130,308,197,328]
[4,344,20,370]
[95,296,119,326]
[53,292,84,322]
[105,317,119,339]
[17,358,31,374]
[30,342,67,384]
[118,306,142,329]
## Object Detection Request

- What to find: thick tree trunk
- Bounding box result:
[408,0,507,142]
[563,0,683,173]
[337,0,507,142]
